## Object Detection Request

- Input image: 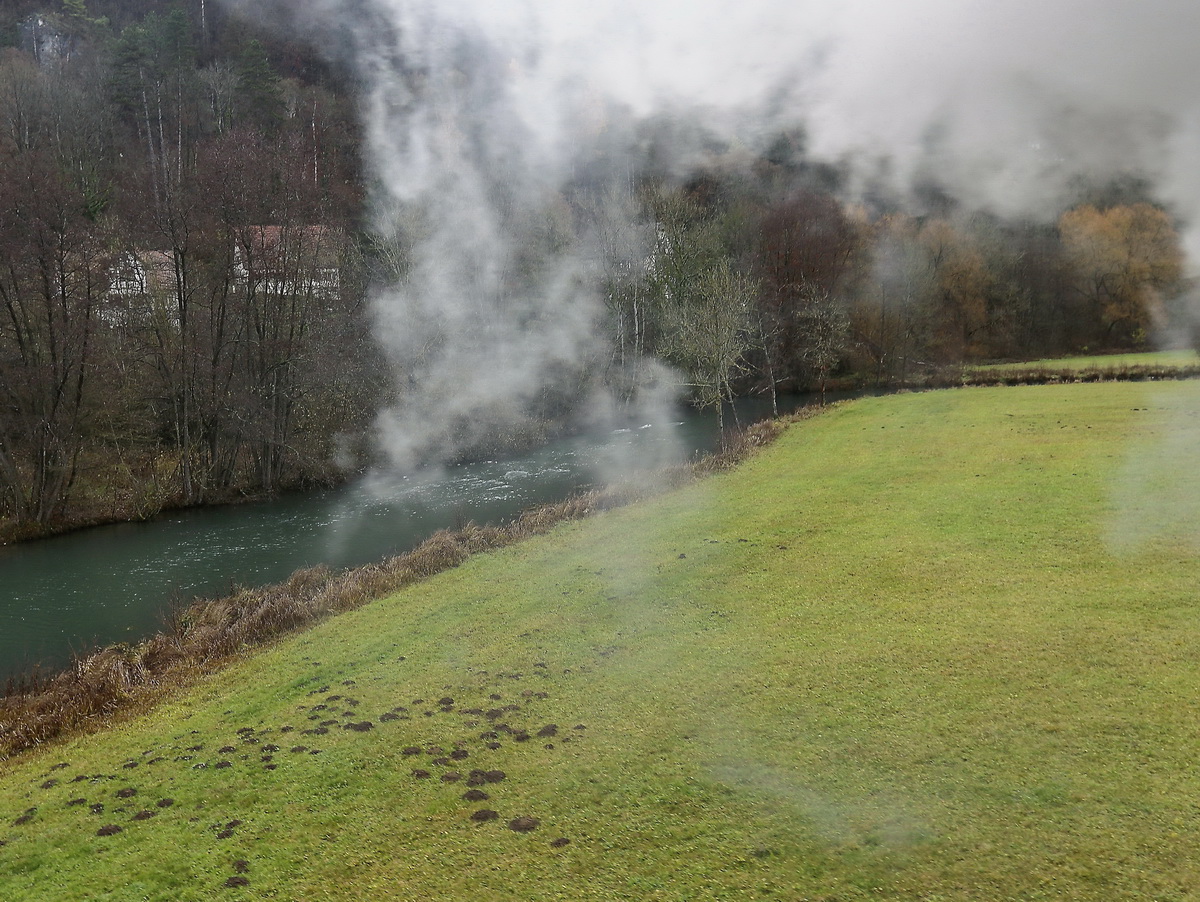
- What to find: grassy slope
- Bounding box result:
[3,382,1200,901]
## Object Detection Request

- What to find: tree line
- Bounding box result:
[596,149,1187,425]
[0,2,375,533]
[0,2,1189,536]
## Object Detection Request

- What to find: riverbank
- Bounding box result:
[0,415,793,756]
[6,350,1200,714]
[3,380,1198,900]
[0,460,350,548]
[9,349,1196,548]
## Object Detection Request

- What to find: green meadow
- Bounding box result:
[972,348,1199,373]
[3,381,1200,901]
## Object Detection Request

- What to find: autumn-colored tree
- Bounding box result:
[849,214,934,383]
[1058,203,1184,347]
[917,218,991,362]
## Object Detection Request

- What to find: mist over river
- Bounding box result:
[0,402,788,681]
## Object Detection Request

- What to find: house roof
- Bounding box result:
[235,225,342,272]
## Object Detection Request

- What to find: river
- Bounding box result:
[0,402,786,681]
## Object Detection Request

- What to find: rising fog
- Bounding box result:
[219,0,1200,467]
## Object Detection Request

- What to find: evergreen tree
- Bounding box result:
[236,39,283,130]
[61,0,108,29]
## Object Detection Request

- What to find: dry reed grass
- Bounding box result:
[948,363,1200,388]
[0,412,800,760]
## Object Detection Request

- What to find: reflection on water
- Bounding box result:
[0,403,779,679]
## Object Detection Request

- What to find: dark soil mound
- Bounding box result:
[470,809,498,822]
[508,816,540,832]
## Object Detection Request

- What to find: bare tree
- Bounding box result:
[794,281,849,404]
[661,260,758,435]
[0,152,105,525]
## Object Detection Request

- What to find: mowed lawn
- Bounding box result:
[3,382,1200,901]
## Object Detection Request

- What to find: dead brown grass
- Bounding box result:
[0,410,803,761]
[948,363,1200,388]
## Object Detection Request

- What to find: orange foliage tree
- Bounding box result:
[1058,203,1184,347]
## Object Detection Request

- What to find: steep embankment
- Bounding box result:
[3,382,1200,901]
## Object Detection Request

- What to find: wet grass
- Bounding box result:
[3,382,1200,900]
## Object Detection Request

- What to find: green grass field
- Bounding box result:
[972,348,1199,372]
[3,381,1200,901]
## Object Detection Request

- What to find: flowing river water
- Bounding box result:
[0,402,787,681]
